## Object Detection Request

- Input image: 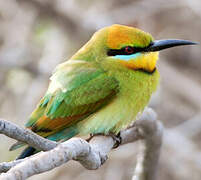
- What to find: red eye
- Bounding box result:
[125,46,134,54]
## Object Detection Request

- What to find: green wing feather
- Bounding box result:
[25,60,119,140]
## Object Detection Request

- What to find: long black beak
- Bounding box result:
[145,39,198,52]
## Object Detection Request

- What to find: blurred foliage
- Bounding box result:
[0,0,201,179]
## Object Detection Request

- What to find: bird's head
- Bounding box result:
[72,24,197,73]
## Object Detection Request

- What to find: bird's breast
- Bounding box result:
[77,68,160,135]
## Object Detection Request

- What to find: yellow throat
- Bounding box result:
[116,52,159,73]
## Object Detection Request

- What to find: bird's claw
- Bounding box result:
[86,132,122,148]
[86,133,105,142]
[86,133,94,142]
[108,132,122,148]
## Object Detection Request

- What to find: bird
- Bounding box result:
[10,24,197,159]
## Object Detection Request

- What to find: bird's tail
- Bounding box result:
[16,146,36,159]
[12,126,78,159]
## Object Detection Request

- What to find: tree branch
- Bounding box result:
[0,119,57,151]
[132,110,163,180]
[0,108,163,180]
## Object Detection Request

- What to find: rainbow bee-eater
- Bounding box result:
[11,24,196,159]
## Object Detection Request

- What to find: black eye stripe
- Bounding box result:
[107,46,145,56]
[107,43,153,56]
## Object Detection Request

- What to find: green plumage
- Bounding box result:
[26,58,159,140]
[76,60,159,134]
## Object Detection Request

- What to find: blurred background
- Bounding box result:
[0,0,201,179]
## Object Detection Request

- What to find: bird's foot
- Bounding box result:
[86,133,104,142]
[108,132,122,149]
[86,133,94,142]
[86,132,121,148]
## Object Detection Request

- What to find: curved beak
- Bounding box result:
[145,39,198,52]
